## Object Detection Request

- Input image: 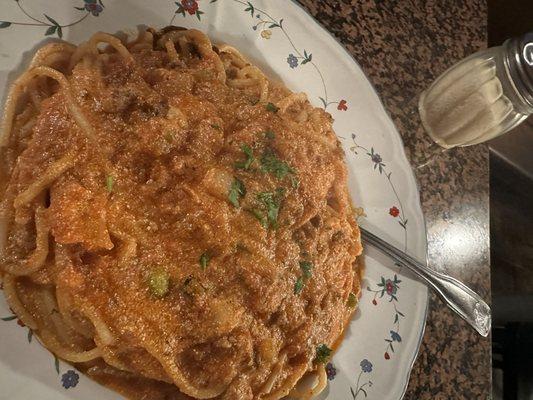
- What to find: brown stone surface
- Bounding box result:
[297,1,491,399]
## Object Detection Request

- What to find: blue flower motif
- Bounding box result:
[360,359,373,373]
[61,370,79,389]
[325,362,337,380]
[84,0,103,16]
[390,330,402,342]
[287,54,299,69]
[371,152,382,164]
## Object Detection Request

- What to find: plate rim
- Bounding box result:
[0,1,430,398]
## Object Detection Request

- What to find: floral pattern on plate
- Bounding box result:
[0,1,427,399]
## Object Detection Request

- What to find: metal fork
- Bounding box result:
[360,226,491,337]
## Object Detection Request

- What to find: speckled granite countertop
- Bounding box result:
[298,1,491,399]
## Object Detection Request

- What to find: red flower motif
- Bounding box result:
[181,0,199,14]
[337,99,348,111]
[384,352,390,360]
[386,281,395,295]
[389,206,400,217]
[16,319,25,327]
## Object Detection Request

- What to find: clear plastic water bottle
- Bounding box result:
[419,32,533,149]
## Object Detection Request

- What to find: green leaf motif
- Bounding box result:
[44,14,60,26]
[27,329,33,343]
[175,5,185,16]
[244,2,255,17]
[54,356,60,374]
[45,25,57,36]
[0,21,12,28]
[1,315,16,321]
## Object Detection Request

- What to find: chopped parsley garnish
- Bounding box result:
[294,277,304,294]
[199,252,210,270]
[265,130,275,140]
[228,178,246,208]
[164,131,174,142]
[294,261,313,295]
[148,270,169,298]
[254,188,285,229]
[234,144,255,170]
[315,344,332,364]
[299,261,313,279]
[182,275,207,297]
[260,150,296,179]
[347,292,358,308]
[290,175,300,189]
[106,175,114,193]
[250,208,268,228]
[266,102,279,113]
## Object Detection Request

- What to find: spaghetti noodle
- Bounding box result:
[0,27,363,400]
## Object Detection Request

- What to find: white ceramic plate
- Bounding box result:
[0,1,428,399]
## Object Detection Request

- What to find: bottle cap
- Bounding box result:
[505,33,533,109]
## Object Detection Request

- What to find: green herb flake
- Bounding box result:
[299,261,313,279]
[315,344,332,364]
[234,144,255,170]
[106,175,114,193]
[148,270,170,298]
[250,208,268,228]
[266,102,279,113]
[228,178,246,208]
[347,292,358,308]
[290,175,300,189]
[255,188,285,229]
[199,252,210,270]
[182,275,207,297]
[265,130,275,140]
[164,131,175,142]
[294,277,304,294]
[260,150,296,180]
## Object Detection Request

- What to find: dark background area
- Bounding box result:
[488,1,533,399]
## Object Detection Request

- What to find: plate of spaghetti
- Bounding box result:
[0,1,428,400]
